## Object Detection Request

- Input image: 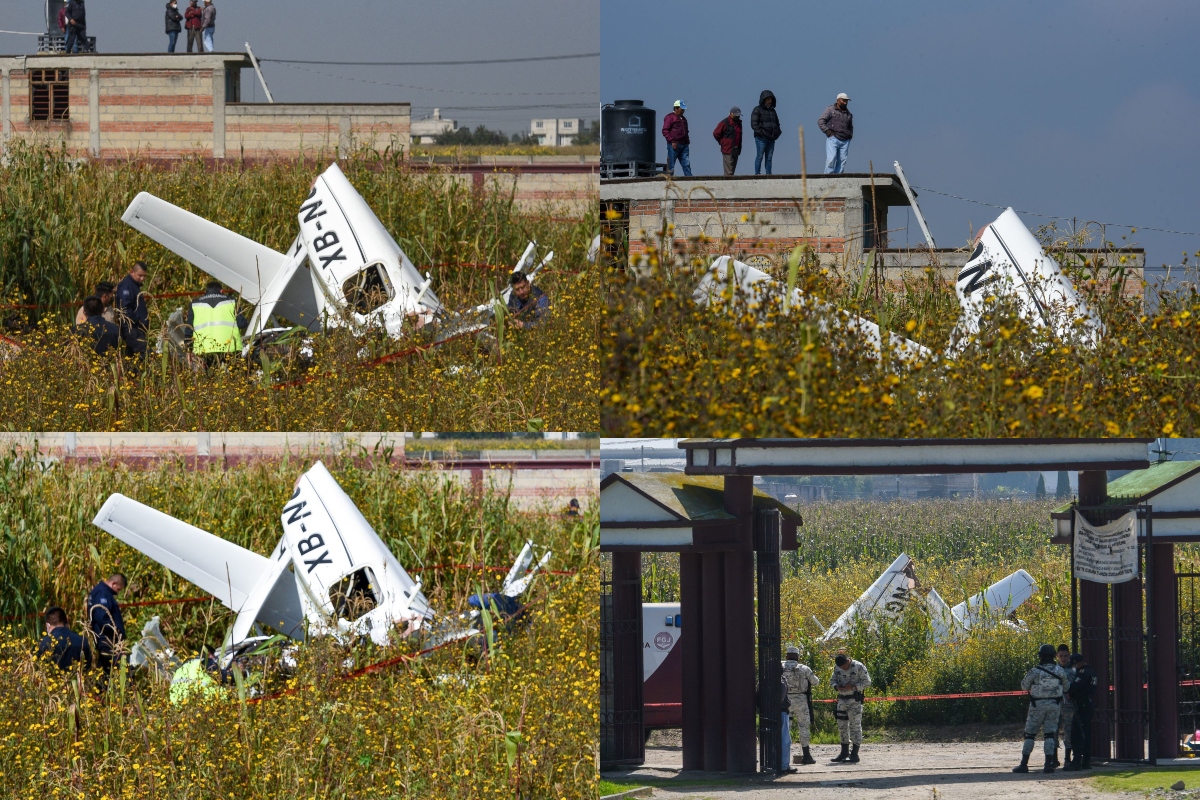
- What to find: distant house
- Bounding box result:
[410,108,456,144]
[530,118,583,147]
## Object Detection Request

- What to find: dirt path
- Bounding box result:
[604,742,1148,799]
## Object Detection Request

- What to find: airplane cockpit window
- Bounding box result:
[329,567,379,621]
[342,263,394,315]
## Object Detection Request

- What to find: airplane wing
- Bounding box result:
[121,192,288,305]
[950,208,1102,351]
[695,257,933,363]
[950,569,1037,629]
[819,553,918,641]
[92,493,271,612]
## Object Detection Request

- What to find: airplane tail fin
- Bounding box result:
[122,192,287,304]
[951,569,1037,630]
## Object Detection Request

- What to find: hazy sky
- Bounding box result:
[601,0,1200,272]
[1,0,597,133]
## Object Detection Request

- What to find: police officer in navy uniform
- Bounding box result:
[37,607,92,671]
[1063,653,1097,771]
[115,262,150,359]
[87,573,128,672]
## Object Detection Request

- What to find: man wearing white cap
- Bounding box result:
[818,93,854,174]
[662,100,692,177]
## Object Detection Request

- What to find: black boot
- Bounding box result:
[831,743,849,763]
[1052,747,1060,768]
[1081,755,1091,770]
[1043,754,1055,773]
[848,744,860,764]
[1012,753,1030,773]
[1062,748,1073,770]
[799,747,815,765]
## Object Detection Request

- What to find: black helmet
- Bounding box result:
[1038,644,1056,664]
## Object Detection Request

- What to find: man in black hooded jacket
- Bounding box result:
[751,90,781,175]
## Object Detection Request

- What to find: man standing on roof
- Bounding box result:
[1013,643,1071,774]
[819,93,853,174]
[662,101,692,177]
[750,90,781,175]
[782,645,820,765]
[186,281,244,365]
[712,107,743,176]
[830,652,871,764]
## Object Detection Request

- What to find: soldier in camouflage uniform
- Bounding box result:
[1013,643,1071,774]
[830,652,871,764]
[782,645,820,765]
[1055,644,1076,767]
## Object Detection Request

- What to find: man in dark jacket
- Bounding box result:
[77,295,121,355]
[64,0,87,53]
[115,261,150,359]
[87,573,127,672]
[38,607,92,671]
[713,107,743,176]
[751,90,781,175]
[1063,654,1097,771]
[818,93,854,174]
[506,271,549,328]
[184,0,203,52]
[166,0,183,52]
[661,100,692,177]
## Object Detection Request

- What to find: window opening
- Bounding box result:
[342,263,395,315]
[30,69,69,121]
[328,567,379,621]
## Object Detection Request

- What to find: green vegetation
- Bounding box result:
[603,212,1200,436]
[0,142,598,430]
[1091,767,1200,792]
[0,452,600,799]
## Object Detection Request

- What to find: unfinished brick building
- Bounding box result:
[0,52,409,159]
[600,173,1144,289]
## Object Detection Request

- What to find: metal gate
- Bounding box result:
[1070,504,1155,764]
[1179,571,1200,749]
[600,556,644,768]
[756,509,783,773]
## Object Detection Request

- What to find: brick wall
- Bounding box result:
[226,104,410,159]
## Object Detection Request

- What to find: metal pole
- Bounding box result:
[244,42,275,103]
[893,161,936,250]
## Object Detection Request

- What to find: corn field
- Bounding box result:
[0,142,599,430]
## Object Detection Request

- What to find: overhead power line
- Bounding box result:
[911,184,1200,238]
[260,52,598,66]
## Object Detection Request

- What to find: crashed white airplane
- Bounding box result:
[121,162,552,351]
[92,460,550,668]
[694,202,1101,363]
[817,553,1036,645]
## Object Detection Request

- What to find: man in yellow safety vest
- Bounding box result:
[185,281,243,365]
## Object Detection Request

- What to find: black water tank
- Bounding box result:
[601,100,656,165]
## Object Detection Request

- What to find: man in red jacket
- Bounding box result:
[184,0,203,53]
[662,100,692,177]
[713,106,743,176]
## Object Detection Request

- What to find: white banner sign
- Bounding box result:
[1073,511,1139,584]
